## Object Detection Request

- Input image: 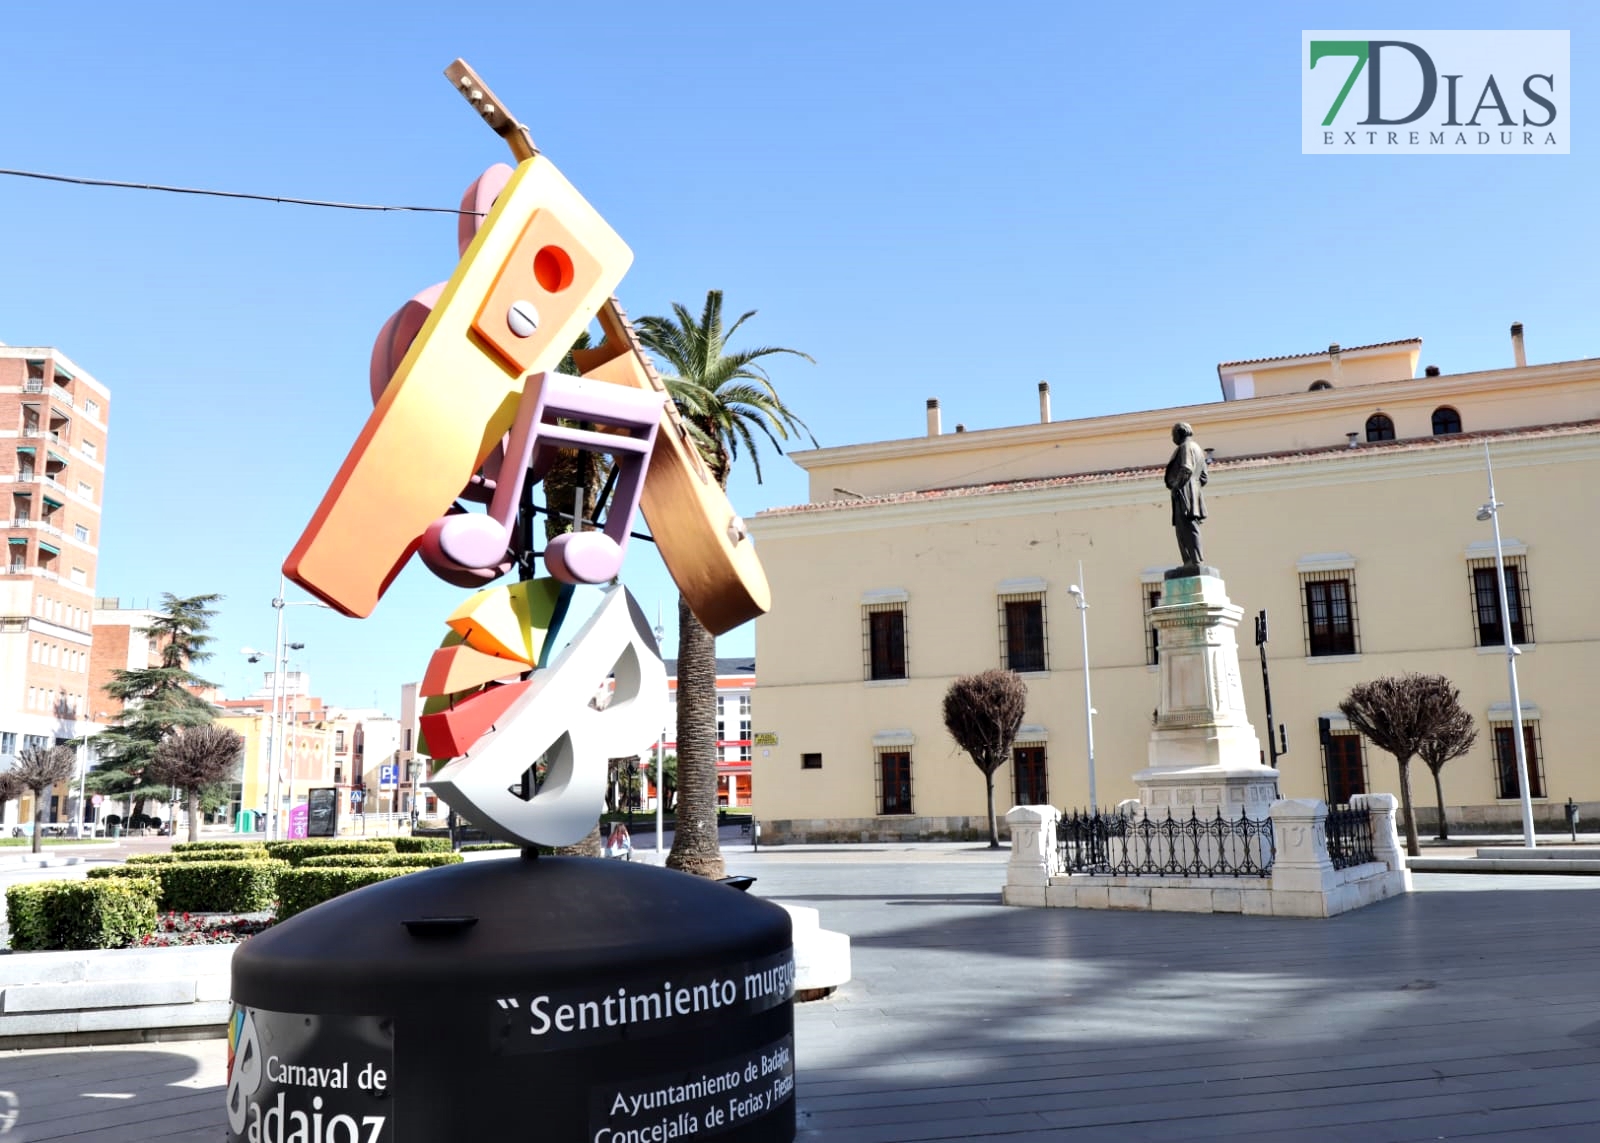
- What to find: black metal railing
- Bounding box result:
[1325,804,1376,869]
[1056,807,1274,878]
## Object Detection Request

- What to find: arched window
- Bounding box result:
[1432,406,1462,435]
[1309,379,1333,391]
[1365,413,1395,442]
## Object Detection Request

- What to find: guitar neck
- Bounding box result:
[444,59,537,162]
[599,298,668,393]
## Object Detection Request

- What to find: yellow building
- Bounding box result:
[750,327,1599,842]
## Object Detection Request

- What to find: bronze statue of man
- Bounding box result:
[1164,422,1207,567]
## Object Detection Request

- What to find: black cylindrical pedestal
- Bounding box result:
[226,858,795,1142]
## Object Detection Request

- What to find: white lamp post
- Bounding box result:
[243,574,331,841]
[75,710,108,837]
[1067,562,1097,809]
[1477,443,1535,849]
[654,603,667,856]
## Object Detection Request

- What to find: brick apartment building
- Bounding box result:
[1,344,111,830]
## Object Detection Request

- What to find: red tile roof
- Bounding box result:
[758,420,1600,518]
[1218,338,1422,370]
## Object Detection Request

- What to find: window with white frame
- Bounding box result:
[1298,556,1360,656]
[996,579,1048,673]
[1012,729,1049,806]
[1466,548,1534,647]
[1140,572,1168,665]
[862,591,908,681]
[1489,708,1545,800]
[876,748,913,815]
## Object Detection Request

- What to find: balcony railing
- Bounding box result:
[22,379,44,393]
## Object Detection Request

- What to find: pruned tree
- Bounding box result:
[942,669,1028,849]
[1417,695,1478,842]
[0,768,26,836]
[1340,673,1472,857]
[148,724,245,842]
[13,745,77,854]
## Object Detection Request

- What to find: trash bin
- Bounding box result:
[109,824,121,838]
[229,857,796,1141]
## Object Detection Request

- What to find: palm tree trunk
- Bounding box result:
[1430,767,1450,841]
[1397,757,1421,857]
[985,769,999,849]
[667,594,724,878]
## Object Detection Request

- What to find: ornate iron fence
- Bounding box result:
[1056,807,1274,877]
[1324,804,1376,869]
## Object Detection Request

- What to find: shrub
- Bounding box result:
[7,877,158,950]
[265,840,398,866]
[392,836,453,854]
[297,853,462,869]
[90,860,285,912]
[172,840,266,853]
[460,842,518,852]
[127,850,274,865]
[276,867,409,920]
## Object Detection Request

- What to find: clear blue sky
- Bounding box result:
[2,1,1592,713]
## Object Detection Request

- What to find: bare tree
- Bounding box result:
[942,669,1028,849]
[147,724,244,842]
[1418,696,1478,842]
[13,745,77,854]
[0,768,25,834]
[1340,673,1472,857]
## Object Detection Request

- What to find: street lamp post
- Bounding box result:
[1067,563,1097,809]
[1477,442,1535,849]
[76,710,109,837]
[244,574,330,841]
[654,603,666,856]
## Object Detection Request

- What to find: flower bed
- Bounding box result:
[136,911,275,947]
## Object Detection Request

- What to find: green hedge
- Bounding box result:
[89,860,285,912]
[297,853,462,869]
[264,840,398,866]
[7,878,158,950]
[172,840,266,853]
[392,837,453,854]
[276,867,408,920]
[126,850,275,865]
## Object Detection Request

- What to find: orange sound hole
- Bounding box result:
[534,246,575,293]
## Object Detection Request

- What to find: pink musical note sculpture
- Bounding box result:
[419,372,663,585]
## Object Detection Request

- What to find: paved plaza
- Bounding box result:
[3,846,1600,1140]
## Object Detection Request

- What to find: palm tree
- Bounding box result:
[637,290,814,877]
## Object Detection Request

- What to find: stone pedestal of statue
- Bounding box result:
[1134,570,1278,819]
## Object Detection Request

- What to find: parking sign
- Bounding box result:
[379,763,399,789]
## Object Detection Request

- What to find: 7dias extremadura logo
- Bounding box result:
[1302,31,1568,154]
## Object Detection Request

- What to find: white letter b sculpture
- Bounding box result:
[428,588,666,848]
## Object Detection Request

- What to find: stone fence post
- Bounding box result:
[1351,792,1412,889]
[1002,805,1060,907]
[1268,798,1336,916]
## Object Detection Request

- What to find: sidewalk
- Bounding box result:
[4,850,1600,1140]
